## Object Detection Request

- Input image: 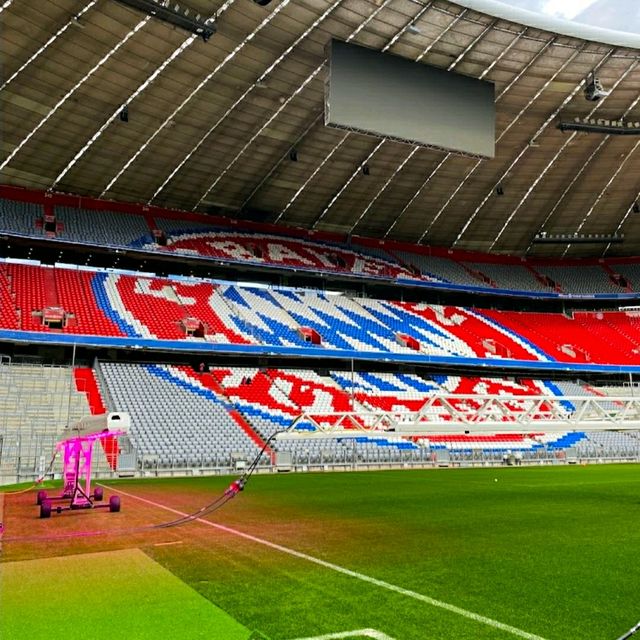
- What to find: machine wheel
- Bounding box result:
[36,490,47,505]
[109,495,121,513]
[40,500,52,519]
[93,487,104,502]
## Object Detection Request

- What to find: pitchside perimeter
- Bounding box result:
[2,468,639,639]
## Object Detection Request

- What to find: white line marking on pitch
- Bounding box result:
[105,485,548,640]
[291,629,394,640]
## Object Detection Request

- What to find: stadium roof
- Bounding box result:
[1,0,639,258]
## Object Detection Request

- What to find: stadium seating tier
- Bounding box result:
[2,263,640,365]
[4,194,640,297]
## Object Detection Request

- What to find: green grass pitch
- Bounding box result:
[1,464,639,640]
[0,548,252,640]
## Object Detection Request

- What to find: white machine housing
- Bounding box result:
[63,412,130,439]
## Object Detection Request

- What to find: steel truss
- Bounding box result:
[281,395,640,438]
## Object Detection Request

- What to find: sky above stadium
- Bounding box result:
[496,0,640,34]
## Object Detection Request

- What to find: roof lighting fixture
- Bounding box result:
[584,71,610,101]
[114,0,215,41]
[558,116,640,135]
[533,232,623,244]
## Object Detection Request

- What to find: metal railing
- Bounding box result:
[3,437,639,486]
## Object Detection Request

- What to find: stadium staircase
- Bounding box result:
[73,366,119,470]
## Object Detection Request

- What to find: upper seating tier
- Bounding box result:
[1,262,640,366]
[3,189,640,297]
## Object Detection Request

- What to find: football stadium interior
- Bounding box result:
[1,1,640,639]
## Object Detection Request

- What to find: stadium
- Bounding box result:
[1,0,640,638]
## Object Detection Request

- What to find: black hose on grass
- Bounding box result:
[152,428,280,529]
[1,430,282,543]
[616,620,640,640]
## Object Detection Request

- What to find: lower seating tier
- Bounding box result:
[89,363,640,466]
[3,361,636,477]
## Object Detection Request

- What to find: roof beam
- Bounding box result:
[1,0,99,92]
[49,1,230,191]
[186,0,400,211]
[382,26,534,239]
[347,19,497,235]
[452,43,610,249]
[275,129,351,224]
[521,59,640,254]
[0,15,151,174]
[311,6,473,229]
[604,189,640,256]
[487,50,621,252]
[346,145,421,233]
[239,112,323,213]
[99,0,290,199]
[419,40,564,245]
[146,0,352,206]
[311,139,387,229]
[562,138,640,257]
[430,38,580,246]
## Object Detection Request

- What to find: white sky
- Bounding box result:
[496,0,640,35]
[540,0,598,20]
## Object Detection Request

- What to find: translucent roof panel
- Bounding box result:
[504,0,638,34]
[456,0,640,46]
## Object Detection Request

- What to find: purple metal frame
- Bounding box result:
[57,430,126,507]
